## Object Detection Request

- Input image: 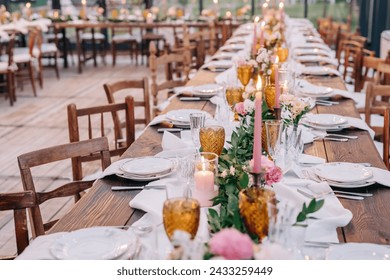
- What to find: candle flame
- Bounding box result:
[256,75,262,91]
[275,55,279,64]
[263,3,268,8]
[201,156,206,171]
[279,2,284,9]
[213,0,218,4]
[26,2,31,8]
[254,16,260,23]
[261,21,265,29]
[81,0,86,5]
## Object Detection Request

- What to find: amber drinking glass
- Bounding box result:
[276,47,289,63]
[199,125,225,156]
[239,187,276,241]
[225,86,244,121]
[237,65,254,87]
[163,185,200,240]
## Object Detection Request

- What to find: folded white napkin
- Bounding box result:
[368,167,390,187]
[292,42,331,52]
[299,154,326,165]
[214,66,236,85]
[161,131,193,151]
[344,116,375,138]
[273,179,353,243]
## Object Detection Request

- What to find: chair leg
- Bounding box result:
[6,72,14,106]
[112,42,116,66]
[54,54,60,79]
[28,62,37,97]
[38,57,43,89]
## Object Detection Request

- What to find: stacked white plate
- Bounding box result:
[301,114,349,131]
[193,84,223,98]
[50,227,139,260]
[117,157,175,181]
[313,162,375,188]
[165,109,210,128]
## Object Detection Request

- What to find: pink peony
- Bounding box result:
[234,102,246,115]
[209,228,253,260]
[265,166,283,185]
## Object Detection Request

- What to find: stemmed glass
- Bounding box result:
[189,113,205,150]
[237,65,254,87]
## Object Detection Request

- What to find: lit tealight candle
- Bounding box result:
[225,11,232,19]
[194,157,214,192]
[25,3,31,18]
[146,12,153,23]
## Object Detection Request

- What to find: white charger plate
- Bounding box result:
[166,109,208,123]
[120,157,173,176]
[325,180,375,189]
[116,168,175,181]
[327,243,390,260]
[305,114,347,126]
[193,84,223,97]
[313,162,373,184]
[301,119,349,131]
[50,227,138,260]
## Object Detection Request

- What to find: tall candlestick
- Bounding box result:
[252,76,263,173]
[279,1,285,23]
[274,56,280,108]
[259,21,265,48]
[252,16,260,57]
[81,0,87,20]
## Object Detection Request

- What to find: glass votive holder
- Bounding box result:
[192,152,219,207]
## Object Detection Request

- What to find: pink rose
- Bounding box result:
[234,102,246,115]
[261,155,274,170]
[265,166,283,185]
[209,228,253,260]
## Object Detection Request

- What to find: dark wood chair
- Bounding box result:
[0,190,36,259]
[149,41,190,115]
[103,78,151,126]
[355,55,384,92]
[67,96,135,168]
[0,33,16,106]
[17,137,111,238]
[111,27,139,66]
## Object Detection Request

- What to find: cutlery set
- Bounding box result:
[111,185,166,191]
[297,188,371,201]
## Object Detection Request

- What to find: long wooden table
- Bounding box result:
[47,66,390,245]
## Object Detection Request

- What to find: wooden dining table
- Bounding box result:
[46,64,390,246]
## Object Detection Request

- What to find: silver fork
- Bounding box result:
[297,188,365,200]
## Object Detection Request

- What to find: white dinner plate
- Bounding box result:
[324,180,375,189]
[166,109,208,123]
[301,119,349,131]
[50,227,138,260]
[313,162,373,184]
[219,44,246,52]
[120,157,173,176]
[327,243,390,260]
[193,84,223,97]
[116,168,175,181]
[305,114,347,127]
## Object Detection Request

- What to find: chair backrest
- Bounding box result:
[365,83,390,133]
[377,62,390,85]
[149,41,190,111]
[67,96,135,168]
[0,190,36,258]
[383,108,389,169]
[17,137,111,237]
[103,78,150,125]
[355,56,384,92]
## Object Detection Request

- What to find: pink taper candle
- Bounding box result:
[274,56,280,108]
[259,21,265,48]
[252,76,263,173]
[252,16,260,56]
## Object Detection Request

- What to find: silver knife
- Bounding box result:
[180,97,210,101]
[157,128,183,133]
[111,185,166,191]
[335,194,364,200]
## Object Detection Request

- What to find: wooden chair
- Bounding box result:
[383,108,389,169]
[149,41,190,115]
[103,78,151,126]
[0,190,36,259]
[110,26,140,66]
[364,83,390,138]
[13,28,38,96]
[338,40,364,82]
[17,137,111,237]
[0,33,16,106]
[35,27,60,88]
[376,62,390,85]
[67,96,135,167]
[355,55,384,92]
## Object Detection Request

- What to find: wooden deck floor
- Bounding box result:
[0,56,151,256]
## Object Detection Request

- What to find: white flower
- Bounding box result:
[229,166,236,175]
[220,170,228,178]
[267,69,272,75]
[244,99,255,114]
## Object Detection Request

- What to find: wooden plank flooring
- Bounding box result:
[0,56,151,256]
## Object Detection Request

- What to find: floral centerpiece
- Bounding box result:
[279,94,310,127]
[256,48,274,76]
